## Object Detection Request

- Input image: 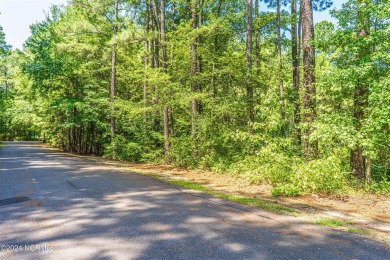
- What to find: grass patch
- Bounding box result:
[315,218,353,227]
[168,179,210,192]
[348,228,371,235]
[167,179,296,214]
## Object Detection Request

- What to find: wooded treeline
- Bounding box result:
[1,0,389,195]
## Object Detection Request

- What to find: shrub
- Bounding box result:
[272,184,300,197]
[363,178,390,194]
[227,147,349,196]
[169,136,197,167]
[104,135,142,162]
[227,145,295,185]
[121,142,142,162]
[291,157,348,194]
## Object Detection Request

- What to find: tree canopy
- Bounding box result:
[1,0,389,195]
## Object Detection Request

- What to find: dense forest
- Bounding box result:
[0,0,389,195]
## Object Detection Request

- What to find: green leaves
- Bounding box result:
[2,0,389,193]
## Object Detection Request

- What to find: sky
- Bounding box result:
[0,0,67,49]
[0,0,347,50]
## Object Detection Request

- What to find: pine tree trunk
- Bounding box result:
[385,124,389,177]
[163,106,170,163]
[110,0,118,144]
[191,0,199,138]
[143,0,150,148]
[255,0,260,75]
[161,0,170,163]
[197,0,203,90]
[150,1,160,130]
[292,0,301,145]
[110,46,116,143]
[161,0,167,74]
[350,0,370,179]
[211,0,223,104]
[301,0,317,159]
[246,0,254,133]
[277,0,285,133]
[366,156,371,181]
[384,147,388,177]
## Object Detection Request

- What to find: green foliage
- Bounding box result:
[363,178,390,194]
[104,135,142,162]
[272,184,300,197]
[291,157,348,194]
[227,147,348,195]
[228,145,295,184]
[1,0,389,196]
[124,142,143,162]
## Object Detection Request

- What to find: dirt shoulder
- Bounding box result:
[42,144,390,245]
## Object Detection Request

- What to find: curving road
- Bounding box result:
[0,141,389,259]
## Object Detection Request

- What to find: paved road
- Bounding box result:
[0,142,389,259]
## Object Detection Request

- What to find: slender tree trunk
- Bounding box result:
[151,0,160,69]
[163,106,170,162]
[197,0,203,115]
[198,0,203,76]
[255,0,260,75]
[110,0,118,144]
[384,124,389,177]
[161,0,170,163]
[298,7,302,77]
[191,0,199,138]
[246,0,254,133]
[169,6,175,138]
[350,0,370,179]
[277,0,285,133]
[197,0,203,81]
[161,0,167,74]
[211,62,215,99]
[366,156,371,181]
[211,0,223,99]
[143,0,150,148]
[150,37,155,68]
[151,0,160,32]
[150,4,160,130]
[385,147,388,177]
[110,48,117,143]
[301,0,317,159]
[292,0,301,145]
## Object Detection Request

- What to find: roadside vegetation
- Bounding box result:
[166,179,297,213]
[0,0,389,196]
[315,218,353,227]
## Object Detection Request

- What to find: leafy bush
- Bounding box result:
[363,178,390,194]
[169,136,198,167]
[104,135,142,162]
[291,157,348,194]
[122,142,142,162]
[227,144,295,185]
[272,184,300,197]
[227,146,349,196]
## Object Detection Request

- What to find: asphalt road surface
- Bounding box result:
[0,141,389,259]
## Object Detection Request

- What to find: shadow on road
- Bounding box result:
[0,142,389,259]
